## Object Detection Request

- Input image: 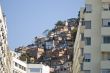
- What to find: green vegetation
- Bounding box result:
[20,53,30,61]
[20,53,35,63]
[55,21,64,26]
[71,27,77,42]
[55,21,65,30]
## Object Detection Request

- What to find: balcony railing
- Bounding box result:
[101,0,110,2]
[101,44,110,52]
[101,60,110,69]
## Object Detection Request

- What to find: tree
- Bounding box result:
[55,21,64,26]
[55,21,65,30]
[71,28,77,42]
[19,53,30,61]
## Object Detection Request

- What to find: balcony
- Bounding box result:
[101,0,110,2]
[101,44,110,52]
[80,41,84,48]
[80,71,85,73]
[102,11,110,19]
[79,56,84,63]
[101,27,110,35]
[80,26,84,33]
[101,60,110,69]
[83,62,91,70]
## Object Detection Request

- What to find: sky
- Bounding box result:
[0,0,84,49]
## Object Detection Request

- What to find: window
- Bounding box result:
[85,4,92,13]
[0,42,2,46]
[23,67,26,71]
[80,63,83,71]
[1,27,3,31]
[84,21,91,29]
[84,70,91,73]
[19,64,22,69]
[101,69,110,73]
[109,4,110,10]
[84,53,91,62]
[85,37,91,45]
[103,36,110,43]
[82,21,85,26]
[102,52,110,60]
[30,68,41,72]
[102,19,110,27]
[103,3,110,11]
[2,33,5,39]
[103,3,109,11]
[15,62,18,67]
[64,68,67,71]
[0,19,2,23]
[0,57,1,61]
[60,68,63,71]
[81,33,84,41]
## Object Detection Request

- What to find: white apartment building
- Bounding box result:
[12,57,27,73]
[73,0,110,73]
[0,5,11,73]
[11,52,50,73]
[72,7,85,73]
[84,0,110,73]
[27,64,50,73]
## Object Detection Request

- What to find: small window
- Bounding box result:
[60,68,63,71]
[1,28,3,31]
[102,52,110,60]
[0,19,2,23]
[103,36,110,43]
[0,57,1,61]
[108,22,110,26]
[103,3,109,11]
[101,69,110,73]
[64,68,67,71]
[109,4,110,10]
[103,3,110,11]
[80,63,83,71]
[85,4,92,13]
[84,21,91,29]
[15,62,18,67]
[102,19,110,27]
[82,21,85,26]
[84,53,91,62]
[84,70,91,73]
[81,33,84,41]
[19,64,22,69]
[0,42,2,46]
[85,37,91,45]
[30,68,41,72]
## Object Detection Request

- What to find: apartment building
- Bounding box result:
[72,7,84,73]
[0,5,11,73]
[12,55,50,73]
[73,0,110,73]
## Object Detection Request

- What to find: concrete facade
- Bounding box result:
[73,0,110,73]
[72,7,84,73]
[0,5,11,73]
